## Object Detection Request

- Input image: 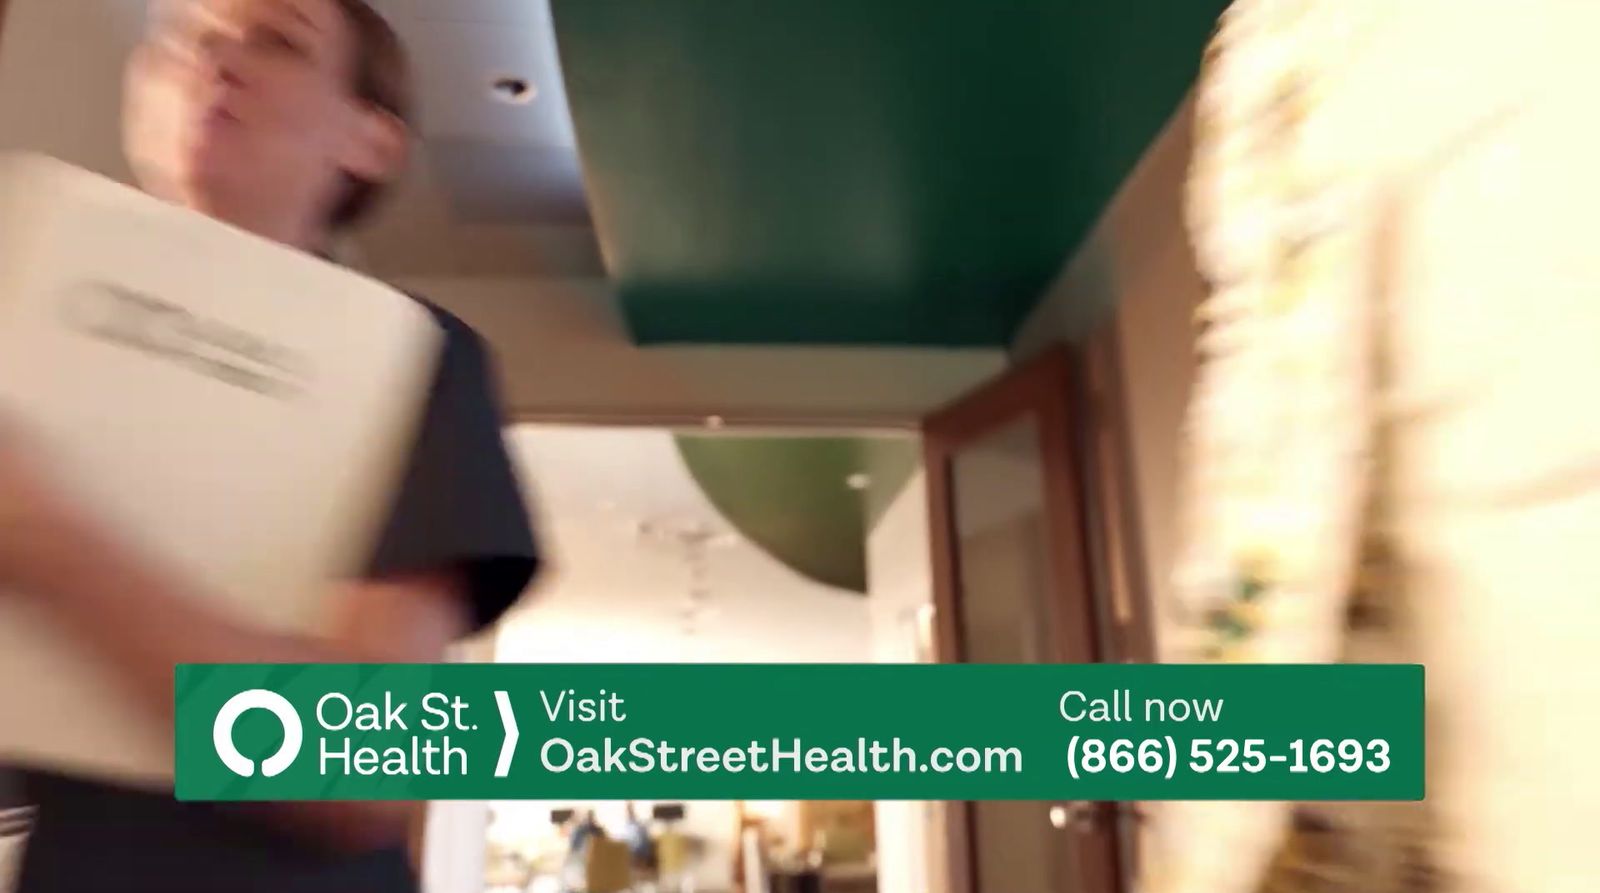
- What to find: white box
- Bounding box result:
[0,154,441,786]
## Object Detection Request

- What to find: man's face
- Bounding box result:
[124,0,362,214]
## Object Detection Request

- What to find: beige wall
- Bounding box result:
[1012,98,1204,624]
[0,0,141,179]
[400,277,1003,427]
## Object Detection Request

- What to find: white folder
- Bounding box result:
[0,153,442,786]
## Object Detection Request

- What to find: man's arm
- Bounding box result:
[18,512,471,852]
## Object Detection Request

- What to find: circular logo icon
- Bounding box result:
[213,689,303,778]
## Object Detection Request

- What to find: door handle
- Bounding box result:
[1050,800,1142,833]
[1049,801,1101,832]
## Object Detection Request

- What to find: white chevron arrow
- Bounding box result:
[494,691,518,778]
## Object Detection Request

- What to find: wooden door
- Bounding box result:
[923,345,1124,893]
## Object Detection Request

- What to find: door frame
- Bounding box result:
[1079,325,1159,664]
[924,346,1100,667]
[921,344,1123,893]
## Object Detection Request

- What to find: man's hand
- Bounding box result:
[0,420,102,597]
[0,417,475,851]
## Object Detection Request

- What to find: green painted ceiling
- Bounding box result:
[552,0,1226,347]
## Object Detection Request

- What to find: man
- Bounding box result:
[0,1,539,890]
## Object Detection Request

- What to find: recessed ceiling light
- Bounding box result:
[489,75,536,105]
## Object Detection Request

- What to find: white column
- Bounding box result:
[867,472,940,893]
[421,634,497,893]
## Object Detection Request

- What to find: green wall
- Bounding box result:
[675,435,918,593]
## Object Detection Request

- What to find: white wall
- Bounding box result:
[866,470,943,893]
[868,471,933,664]
[495,427,876,666]
[492,426,877,892]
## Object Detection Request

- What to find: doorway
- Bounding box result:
[923,346,1125,893]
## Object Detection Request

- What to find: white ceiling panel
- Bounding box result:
[402,0,551,26]
[395,18,574,147]
[1,0,597,277]
[428,141,590,224]
[369,0,590,244]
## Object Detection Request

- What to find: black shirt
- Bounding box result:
[13,303,540,893]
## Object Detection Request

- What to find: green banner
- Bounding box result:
[174,664,1423,802]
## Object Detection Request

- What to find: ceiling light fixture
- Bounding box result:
[635,518,737,645]
[489,75,537,105]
